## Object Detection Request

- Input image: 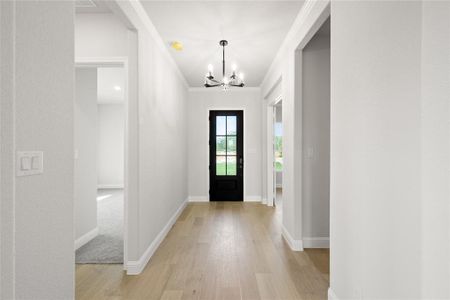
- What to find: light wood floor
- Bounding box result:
[76,202,329,300]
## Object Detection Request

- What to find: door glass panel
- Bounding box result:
[216,156,226,175]
[214,114,239,177]
[226,156,237,175]
[216,116,226,135]
[227,136,236,155]
[216,137,226,155]
[227,116,237,135]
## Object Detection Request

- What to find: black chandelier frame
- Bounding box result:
[204,40,245,88]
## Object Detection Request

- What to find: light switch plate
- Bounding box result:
[16,151,44,176]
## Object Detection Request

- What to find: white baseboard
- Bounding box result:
[126,198,188,275]
[328,288,339,300]
[188,196,209,202]
[244,195,262,202]
[276,184,282,188]
[303,237,330,248]
[74,227,98,250]
[281,225,303,251]
[262,197,267,205]
[98,184,124,189]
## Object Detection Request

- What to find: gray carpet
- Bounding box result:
[76,189,123,264]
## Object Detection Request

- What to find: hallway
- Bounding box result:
[76,202,329,299]
[3,1,449,299]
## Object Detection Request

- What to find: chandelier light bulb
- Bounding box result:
[208,64,214,73]
[223,77,229,85]
[239,73,244,81]
[232,64,237,72]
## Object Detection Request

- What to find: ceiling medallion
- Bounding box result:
[204,40,245,90]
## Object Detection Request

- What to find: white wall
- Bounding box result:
[420,1,450,298]
[98,104,125,188]
[76,8,189,271]
[76,13,129,57]
[135,34,188,261]
[301,32,330,242]
[276,104,283,122]
[1,2,16,297]
[75,68,98,241]
[330,1,450,298]
[1,1,74,298]
[188,89,262,201]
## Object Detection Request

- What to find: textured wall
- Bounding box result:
[74,68,98,241]
[302,32,330,241]
[1,1,75,298]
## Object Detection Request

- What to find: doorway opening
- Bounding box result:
[74,63,128,265]
[301,17,330,250]
[266,94,282,208]
[274,101,283,208]
[209,110,244,201]
[264,15,330,256]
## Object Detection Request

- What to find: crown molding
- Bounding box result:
[260,0,330,93]
[117,0,189,89]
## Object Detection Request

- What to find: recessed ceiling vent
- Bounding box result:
[75,0,97,8]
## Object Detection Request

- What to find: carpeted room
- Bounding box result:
[74,66,126,265]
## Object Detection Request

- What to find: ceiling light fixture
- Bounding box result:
[171,41,183,51]
[205,40,245,90]
[114,86,121,91]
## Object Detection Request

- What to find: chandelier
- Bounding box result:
[204,40,245,89]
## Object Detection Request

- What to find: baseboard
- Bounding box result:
[126,198,188,275]
[98,184,124,189]
[74,227,99,250]
[244,195,262,202]
[276,184,282,188]
[303,237,330,248]
[328,288,339,300]
[188,196,209,202]
[262,197,267,205]
[281,225,303,251]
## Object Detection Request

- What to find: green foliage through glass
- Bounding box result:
[275,136,283,172]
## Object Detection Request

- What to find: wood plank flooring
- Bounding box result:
[76,202,329,300]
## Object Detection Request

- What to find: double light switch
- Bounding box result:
[16,151,43,176]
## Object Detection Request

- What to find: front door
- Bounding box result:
[209,110,244,201]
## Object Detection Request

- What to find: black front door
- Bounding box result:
[209,110,244,201]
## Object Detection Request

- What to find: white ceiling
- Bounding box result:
[97,68,125,104]
[140,1,305,87]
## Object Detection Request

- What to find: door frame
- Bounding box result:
[207,108,246,201]
[266,95,283,207]
[263,3,330,249]
[74,56,130,269]
[208,110,244,201]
